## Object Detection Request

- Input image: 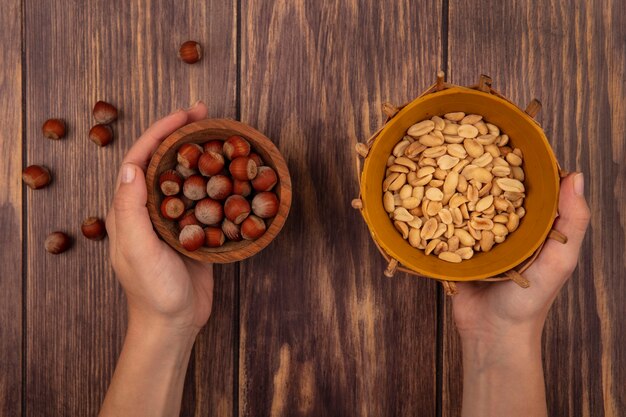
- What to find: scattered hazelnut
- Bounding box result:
[178,40,202,64]
[89,124,114,146]
[81,217,107,240]
[203,140,224,154]
[183,175,207,200]
[195,198,224,225]
[176,163,197,179]
[232,179,252,197]
[224,195,251,224]
[221,218,241,241]
[159,170,183,196]
[177,143,203,169]
[198,151,225,176]
[229,156,257,181]
[206,175,233,200]
[179,225,205,251]
[93,101,118,124]
[178,209,201,229]
[160,196,185,220]
[22,165,52,189]
[251,192,279,218]
[251,166,277,191]
[42,119,66,140]
[241,215,266,240]
[223,135,251,160]
[45,231,71,254]
[249,152,263,167]
[204,227,225,248]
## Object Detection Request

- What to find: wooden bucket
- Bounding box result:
[352,72,568,295]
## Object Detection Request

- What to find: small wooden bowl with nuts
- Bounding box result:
[146,119,292,263]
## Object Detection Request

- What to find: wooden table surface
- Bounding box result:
[1,0,624,416]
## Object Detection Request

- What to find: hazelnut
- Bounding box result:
[176,163,197,179]
[249,152,264,167]
[45,231,71,254]
[204,226,225,247]
[178,209,201,229]
[251,192,279,218]
[206,175,233,200]
[159,170,183,196]
[198,151,225,176]
[183,175,207,200]
[22,165,52,189]
[224,195,251,224]
[179,225,205,251]
[221,218,242,241]
[241,215,266,240]
[160,196,185,220]
[203,140,224,154]
[251,166,277,191]
[81,217,107,240]
[229,156,257,181]
[195,198,224,225]
[93,101,118,124]
[42,119,66,140]
[177,143,203,169]
[178,40,202,64]
[223,135,251,160]
[232,179,252,197]
[89,124,114,146]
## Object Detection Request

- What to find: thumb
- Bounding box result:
[113,163,159,254]
[553,173,591,250]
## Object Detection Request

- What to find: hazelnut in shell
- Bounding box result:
[179,225,205,251]
[251,192,279,218]
[241,215,266,240]
[224,195,251,225]
[195,198,224,225]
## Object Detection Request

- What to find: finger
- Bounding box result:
[544,173,591,256]
[186,101,208,122]
[112,163,162,259]
[527,173,590,284]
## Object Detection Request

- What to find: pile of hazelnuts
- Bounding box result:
[159,135,280,251]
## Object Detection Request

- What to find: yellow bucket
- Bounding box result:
[353,73,567,291]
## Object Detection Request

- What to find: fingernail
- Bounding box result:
[574,172,584,196]
[121,164,136,184]
[186,100,202,111]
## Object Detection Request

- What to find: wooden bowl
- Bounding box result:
[359,86,560,281]
[146,119,292,263]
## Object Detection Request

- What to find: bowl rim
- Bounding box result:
[360,86,560,280]
[146,118,292,263]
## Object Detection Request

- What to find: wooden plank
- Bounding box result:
[23,1,237,415]
[239,1,442,415]
[444,0,626,416]
[0,0,22,414]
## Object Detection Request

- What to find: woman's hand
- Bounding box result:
[105,101,213,336]
[453,173,591,339]
[452,173,590,417]
[100,102,214,417]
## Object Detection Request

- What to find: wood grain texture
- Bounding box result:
[239,1,442,415]
[0,0,22,414]
[444,0,626,416]
[23,1,237,415]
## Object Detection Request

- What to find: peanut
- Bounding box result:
[383,112,526,262]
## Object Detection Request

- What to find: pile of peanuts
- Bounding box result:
[383,112,526,263]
